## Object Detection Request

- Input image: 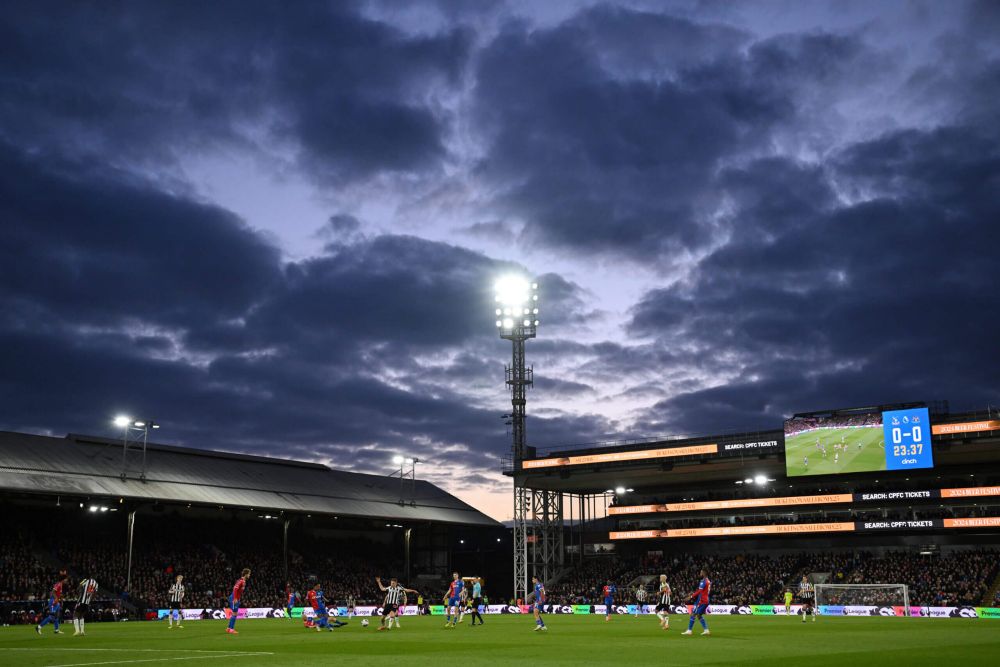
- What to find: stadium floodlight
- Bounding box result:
[614,486,626,495]
[113,415,130,427]
[392,455,405,465]
[744,477,753,484]
[494,275,539,334]
[753,474,767,485]
[132,420,146,427]
[605,489,614,493]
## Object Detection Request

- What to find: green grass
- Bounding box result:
[4,615,1000,666]
[785,426,885,476]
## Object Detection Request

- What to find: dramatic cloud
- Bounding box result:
[0,1,997,519]
[0,1,468,180]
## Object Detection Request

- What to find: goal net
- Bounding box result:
[814,584,910,616]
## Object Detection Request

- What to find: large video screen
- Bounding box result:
[784,407,933,477]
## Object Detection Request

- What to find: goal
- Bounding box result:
[814,584,910,616]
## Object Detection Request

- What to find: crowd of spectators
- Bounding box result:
[842,550,998,607]
[784,413,882,437]
[0,509,407,618]
[549,549,1000,608]
[0,527,54,602]
[3,505,998,624]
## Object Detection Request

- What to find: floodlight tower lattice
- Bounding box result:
[494,278,562,602]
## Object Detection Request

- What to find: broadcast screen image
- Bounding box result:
[784,407,934,477]
[784,411,885,477]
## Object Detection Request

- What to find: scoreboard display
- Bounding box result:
[785,405,935,477]
[883,407,934,470]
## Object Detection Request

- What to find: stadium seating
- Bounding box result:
[548,549,999,607]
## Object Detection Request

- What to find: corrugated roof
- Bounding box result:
[0,431,499,527]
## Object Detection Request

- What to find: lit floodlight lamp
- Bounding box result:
[503,318,513,328]
[614,486,626,494]
[133,420,145,428]
[88,506,98,512]
[392,455,405,465]
[605,489,614,493]
[494,275,532,308]
[744,477,753,484]
[754,474,767,485]
[495,309,502,316]
[523,319,530,326]
[534,320,539,326]
[626,488,634,492]
[496,320,502,327]
[151,423,160,429]
[113,415,130,427]
[406,458,415,465]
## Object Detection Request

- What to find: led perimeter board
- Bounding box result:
[784,406,933,477]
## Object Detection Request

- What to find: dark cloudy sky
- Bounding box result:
[2,0,998,519]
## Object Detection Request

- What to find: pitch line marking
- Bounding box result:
[0,648,274,667]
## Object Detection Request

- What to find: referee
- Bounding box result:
[74,575,98,636]
[469,577,484,626]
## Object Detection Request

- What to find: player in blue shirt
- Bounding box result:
[36,574,68,635]
[602,580,617,622]
[444,572,464,628]
[529,575,547,631]
[285,583,299,619]
[682,569,711,636]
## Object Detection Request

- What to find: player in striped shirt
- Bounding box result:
[655,575,671,630]
[36,573,68,635]
[73,576,98,636]
[681,569,711,636]
[798,576,816,623]
[226,568,250,635]
[167,575,185,629]
[457,585,469,624]
[634,584,647,618]
[376,577,418,631]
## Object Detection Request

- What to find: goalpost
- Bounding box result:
[814,584,911,616]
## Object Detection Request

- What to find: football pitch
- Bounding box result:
[785,426,885,476]
[3,615,1000,667]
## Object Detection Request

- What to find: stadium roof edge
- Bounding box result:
[65,432,332,471]
[0,430,500,528]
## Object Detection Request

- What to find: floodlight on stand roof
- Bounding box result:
[392,455,405,465]
[114,415,130,427]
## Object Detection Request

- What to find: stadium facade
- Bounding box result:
[504,402,1000,608]
[0,430,506,620]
